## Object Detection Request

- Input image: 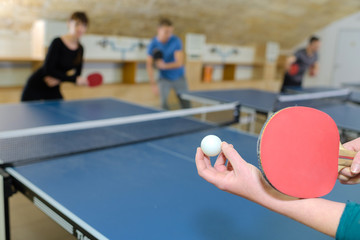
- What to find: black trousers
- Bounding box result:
[280,73,302,93]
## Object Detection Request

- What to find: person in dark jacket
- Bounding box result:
[21,11,89,102]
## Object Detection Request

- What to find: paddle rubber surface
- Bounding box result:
[258,106,340,198]
[87,73,103,87]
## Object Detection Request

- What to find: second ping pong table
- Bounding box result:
[284,86,360,105]
[0,98,359,240]
[181,88,360,134]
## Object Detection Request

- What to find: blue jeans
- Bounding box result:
[158,77,190,110]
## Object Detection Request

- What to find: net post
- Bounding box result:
[233,104,241,123]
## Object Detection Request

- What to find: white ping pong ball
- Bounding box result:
[201,135,222,157]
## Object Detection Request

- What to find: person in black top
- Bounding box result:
[280,36,320,93]
[21,12,89,102]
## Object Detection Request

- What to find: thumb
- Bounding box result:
[351,152,360,174]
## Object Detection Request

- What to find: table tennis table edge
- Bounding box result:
[5,167,109,240]
[180,93,224,105]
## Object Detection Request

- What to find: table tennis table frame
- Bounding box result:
[0,99,243,240]
[0,169,12,240]
[1,96,355,240]
[0,166,104,240]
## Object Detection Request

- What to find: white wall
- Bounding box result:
[0,30,32,57]
[295,11,360,87]
[0,62,32,86]
[202,44,255,63]
[0,20,152,87]
[0,19,259,86]
[0,30,33,86]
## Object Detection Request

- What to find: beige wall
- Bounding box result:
[1,0,360,49]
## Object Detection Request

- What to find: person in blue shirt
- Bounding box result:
[146,19,190,110]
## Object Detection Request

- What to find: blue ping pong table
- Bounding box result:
[181,88,360,133]
[0,98,359,240]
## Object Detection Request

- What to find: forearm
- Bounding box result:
[196,144,351,239]
[163,61,183,69]
[146,64,156,84]
[285,56,296,70]
[256,186,345,237]
[44,68,76,82]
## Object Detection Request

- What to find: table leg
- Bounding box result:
[0,169,12,240]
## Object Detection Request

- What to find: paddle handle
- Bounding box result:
[338,143,356,172]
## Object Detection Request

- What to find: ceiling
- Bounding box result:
[1,0,360,49]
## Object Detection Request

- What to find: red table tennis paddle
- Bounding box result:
[258,106,356,198]
[289,63,299,76]
[87,73,103,87]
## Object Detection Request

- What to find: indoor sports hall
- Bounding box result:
[0,1,360,240]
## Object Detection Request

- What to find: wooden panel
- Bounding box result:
[222,64,236,81]
[0,57,42,62]
[185,61,202,87]
[254,44,266,63]
[263,62,276,81]
[31,61,43,71]
[252,66,264,80]
[202,61,263,66]
[276,55,287,67]
[122,62,137,84]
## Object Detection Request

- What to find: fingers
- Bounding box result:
[227,161,234,171]
[339,167,353,178]
[47,80,59,87]
[214,152,227,172]
[76,77,87,86]
[351,152,360,174]
[44,77,60,87]
[50,81,60,87]
[221,142,246,175]
[53,79,60,85]
[225,144,234,171]
[195,147,207,172]
[338,167,360,185]
[195,147,216,183]
[338,174,350,182]
[339,176,360,185]
[343,138,360,174]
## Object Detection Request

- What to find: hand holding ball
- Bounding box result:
[201,135,222,156]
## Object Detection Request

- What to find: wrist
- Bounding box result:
[249,175,299,209]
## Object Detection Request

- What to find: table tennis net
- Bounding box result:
[0,103,239,166]
[274,88,351,110]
